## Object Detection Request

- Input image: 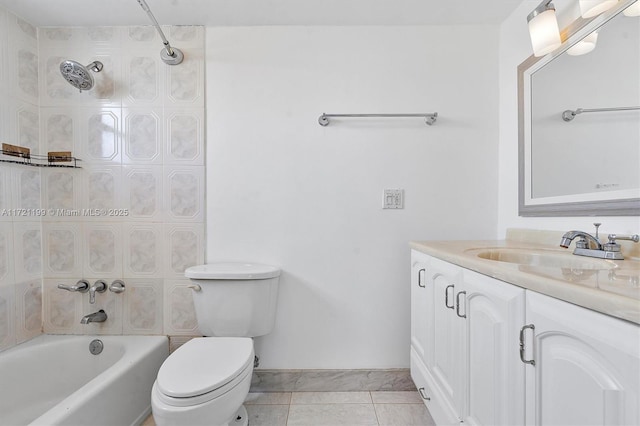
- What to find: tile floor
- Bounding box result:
[144,390,435,426]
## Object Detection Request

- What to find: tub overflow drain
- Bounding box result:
[89,339,104,355]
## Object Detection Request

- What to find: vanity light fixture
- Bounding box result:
[623,1,640,16]
[566,31,599,55]
[579,0,619,18]
[527,0,562,57]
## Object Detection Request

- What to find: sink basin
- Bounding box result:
[471,248,617,270]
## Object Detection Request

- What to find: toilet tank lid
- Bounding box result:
[185,262,281,280]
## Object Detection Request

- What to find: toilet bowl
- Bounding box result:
[151,337,254,426]
[151,262,280,426]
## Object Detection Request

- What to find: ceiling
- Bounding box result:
[0,0,524,27]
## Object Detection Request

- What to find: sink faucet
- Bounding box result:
[81,309,107,324]
[560,223,639,260]
[559,230,603,250]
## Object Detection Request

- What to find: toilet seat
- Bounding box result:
[155,337,254,407]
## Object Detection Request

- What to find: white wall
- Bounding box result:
[498,1,640,237]
[206,26,499,369]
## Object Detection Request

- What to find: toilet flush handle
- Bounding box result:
[188,284,201,292]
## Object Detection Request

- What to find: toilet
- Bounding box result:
[151,262,281,426]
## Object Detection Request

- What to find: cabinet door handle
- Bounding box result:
[445,284,455,309]
[455,291,467,318]
[418,387,431,401]
[519,324,536,366]
[418,268,426,288]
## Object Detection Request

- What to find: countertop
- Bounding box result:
[410,238,640,325]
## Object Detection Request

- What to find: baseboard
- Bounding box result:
[250,369,415,392]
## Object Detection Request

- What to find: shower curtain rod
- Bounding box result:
[318,112,438,126]
[562,106,640,122]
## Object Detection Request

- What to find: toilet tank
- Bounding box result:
[185,263,280,337]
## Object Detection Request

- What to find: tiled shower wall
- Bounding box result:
[0,4,205,351]
[0,8,43,351]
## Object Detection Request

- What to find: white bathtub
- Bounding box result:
[0,334,169,426]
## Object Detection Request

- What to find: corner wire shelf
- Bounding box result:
[0,151,82,168]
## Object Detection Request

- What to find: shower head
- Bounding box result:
[59,60,103,92]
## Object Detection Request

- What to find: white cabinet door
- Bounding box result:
[525,291,640,426]
[410,250,431,363]
[460,269,526,426]
[429,257,464,420]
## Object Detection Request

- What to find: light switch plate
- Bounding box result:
[383,189,404,209]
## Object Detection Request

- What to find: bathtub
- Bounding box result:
[0,334,168,426]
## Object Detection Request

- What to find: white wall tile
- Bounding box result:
[14,279,42,343]
[12,222,42,283]
[41,107,78,153]
[164,165,204,222]
[0,222,15,287]
[123,223,162,277]
[11,164,41,212]
[123,108,163,164]
[123,53,164,106]
[165,108,204,165]
[123,278,163,334]
[16,101,40,154]
[164,223,204,278]
[15,46,39,103]
[123,165,163,220]
[86,27,122,46]
[166,26,204,49]
[83,223,122,276]
[0,283,16,350]
[81,165,123,215]
[42,222,82,278]
[124,26,162,49]
[0,166,11,216]
[42,278,81,334]
[163,278,199,335]
[43,168,82,213]
[79,108,121,164]
[165,48,204,107]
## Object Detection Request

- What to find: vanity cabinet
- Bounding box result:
[524,291,640,426]
[410,249,640,426]
[410,251,525,426]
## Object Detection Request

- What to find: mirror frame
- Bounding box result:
[518,0,640,217]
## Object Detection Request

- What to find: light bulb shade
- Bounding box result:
[566,31,599,55]
[623,2,640,16]
[528,8,562,57]
[579,0,618,18]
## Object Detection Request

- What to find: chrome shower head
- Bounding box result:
[59,60,103,92]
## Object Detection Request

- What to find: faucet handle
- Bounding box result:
[109,280,126,294]
[58,279,90,293]
[607,234,640,244]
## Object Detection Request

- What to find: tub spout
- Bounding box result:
[81,309,107,324]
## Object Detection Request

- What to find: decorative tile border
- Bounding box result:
[250,369,415,392]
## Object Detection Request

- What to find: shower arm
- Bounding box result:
[136,0,183,65]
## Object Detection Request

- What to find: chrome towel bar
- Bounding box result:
[318,112,438,126]
[562,106,640,122]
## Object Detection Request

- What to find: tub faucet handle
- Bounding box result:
[58,279,90,293]
[89,280,107,304]
[109,280,126,294]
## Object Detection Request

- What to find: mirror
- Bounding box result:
[519,0,640,216]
